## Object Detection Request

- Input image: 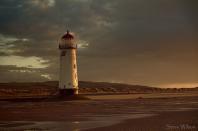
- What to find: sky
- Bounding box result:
[0,0,197,88]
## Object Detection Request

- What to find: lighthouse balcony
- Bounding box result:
[59,44,77,49]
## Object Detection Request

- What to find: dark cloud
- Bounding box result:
[0,0,197,87]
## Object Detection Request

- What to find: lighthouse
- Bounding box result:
[58,30,78,96]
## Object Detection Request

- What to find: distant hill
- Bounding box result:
[0,81,197,98]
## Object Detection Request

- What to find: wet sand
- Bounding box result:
[86,110,198,131]
[0,93,197,131]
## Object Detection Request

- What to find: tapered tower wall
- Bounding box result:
[58,31,78,96]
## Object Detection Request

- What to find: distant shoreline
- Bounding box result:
[0,81,198,99]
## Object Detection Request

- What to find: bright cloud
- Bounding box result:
[41,74,52,80]
[0,56,49,69]
[30,0,55,9]
[77,40,89,49]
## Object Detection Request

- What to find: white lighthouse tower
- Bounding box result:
[58,30,78,96]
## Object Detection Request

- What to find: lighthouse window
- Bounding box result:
[74,64,76,68]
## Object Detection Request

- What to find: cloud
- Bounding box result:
[29,0,55,9]
[77,40,89,49]
[0,34,19,44]
[0,0,197,87]
[0,56,49,68]
[0,34,29,56]
[0,65,49,82]
[41,74,52,80]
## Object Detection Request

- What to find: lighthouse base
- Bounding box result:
[59,89,78,96]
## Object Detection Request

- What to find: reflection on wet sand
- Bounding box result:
[0,114,154,131]
[0,93,198,131]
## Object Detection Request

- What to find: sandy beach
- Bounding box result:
[0,92,197,131]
